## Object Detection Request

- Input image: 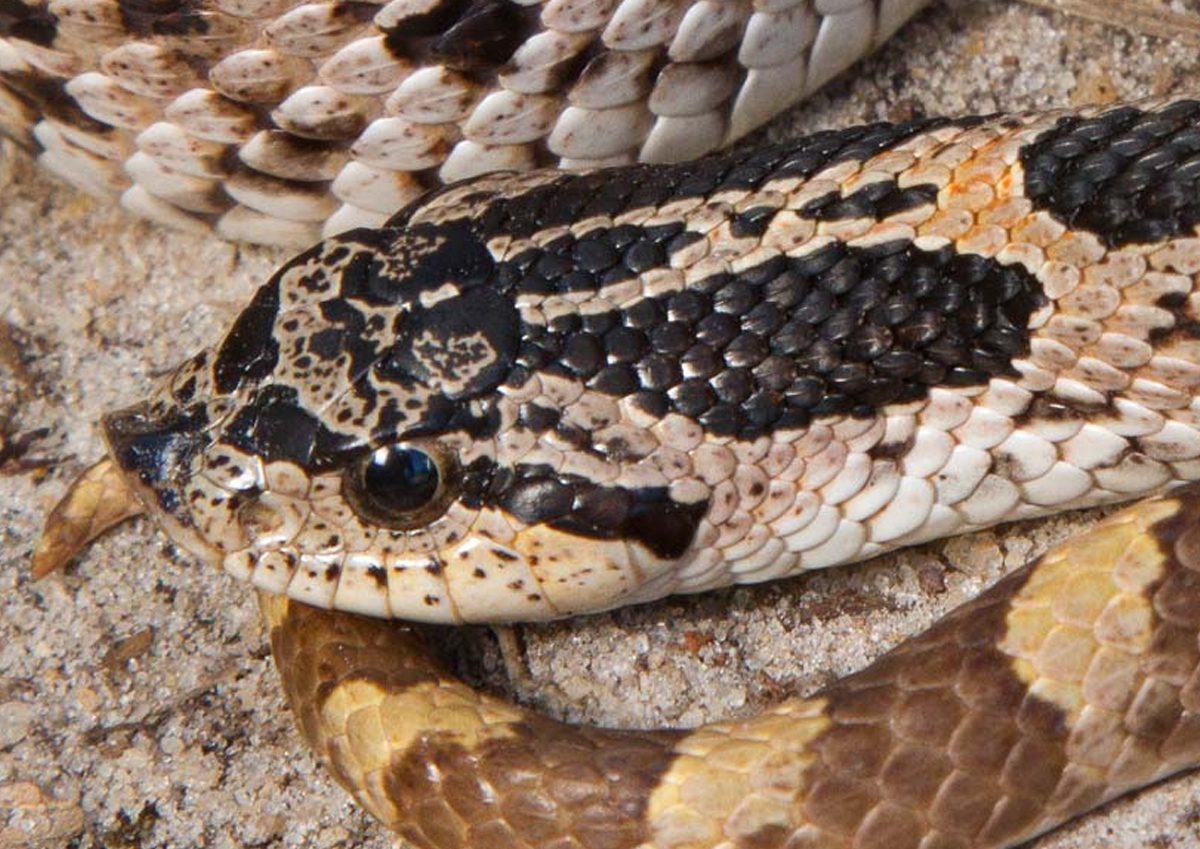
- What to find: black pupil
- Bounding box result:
[362,446,439,513]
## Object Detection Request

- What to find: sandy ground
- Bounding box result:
[5,1,1200,846]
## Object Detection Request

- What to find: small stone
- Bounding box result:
[102,627,155,672]
[0,702,34,747]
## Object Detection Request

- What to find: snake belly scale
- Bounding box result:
[24,93,1200,849]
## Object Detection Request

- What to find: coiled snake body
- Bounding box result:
[13,3,1200,848]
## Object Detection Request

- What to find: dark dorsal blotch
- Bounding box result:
[1021,99,1200,247]
[381,0,540,76]
[116,0,212,38]
[214,276,282,395]
[391,286,520,400]
[1,0,58,47]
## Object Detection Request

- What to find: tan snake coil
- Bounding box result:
[262,491,1200,849]
[13,1,1200,847]
[0,0,931,245]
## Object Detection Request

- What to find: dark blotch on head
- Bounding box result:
[220,384,320,466]
[219,384,358,470]
[336,241,412,306]
[493,465,706,560]
[386,285,519,400]
[214,277,281,394]
[306,327,343,362]
[407,221,496,291]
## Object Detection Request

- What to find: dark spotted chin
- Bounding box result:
[100,401,222,567]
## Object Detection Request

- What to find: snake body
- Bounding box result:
[35,95,1200,849]
[95,99,1200,626]
[263,490,1200,849]
[13,0,1200,844]
[0,0,930,245]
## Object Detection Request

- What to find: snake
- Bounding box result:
[10,1,1200,847]
[0,0,933,245]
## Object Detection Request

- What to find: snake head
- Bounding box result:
[100,215,711,624]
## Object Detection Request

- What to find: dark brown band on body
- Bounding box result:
[795,486,1200,849]
[800,566,1074,849]
[382,715,682,849]
[266,595,684,849]
[1140,493,1200,759]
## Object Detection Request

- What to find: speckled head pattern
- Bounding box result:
[104,99,1200,624]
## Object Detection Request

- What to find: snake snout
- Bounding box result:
[102,402,203,493]
[100,401,223,566]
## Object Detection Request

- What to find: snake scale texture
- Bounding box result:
[11,2,1200,848]
[0,0,929,244]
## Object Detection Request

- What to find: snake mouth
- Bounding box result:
[100,401,223,567]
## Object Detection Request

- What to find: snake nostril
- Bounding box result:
[100,401,209,519]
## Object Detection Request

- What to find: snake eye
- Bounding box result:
[344,442,456,529]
